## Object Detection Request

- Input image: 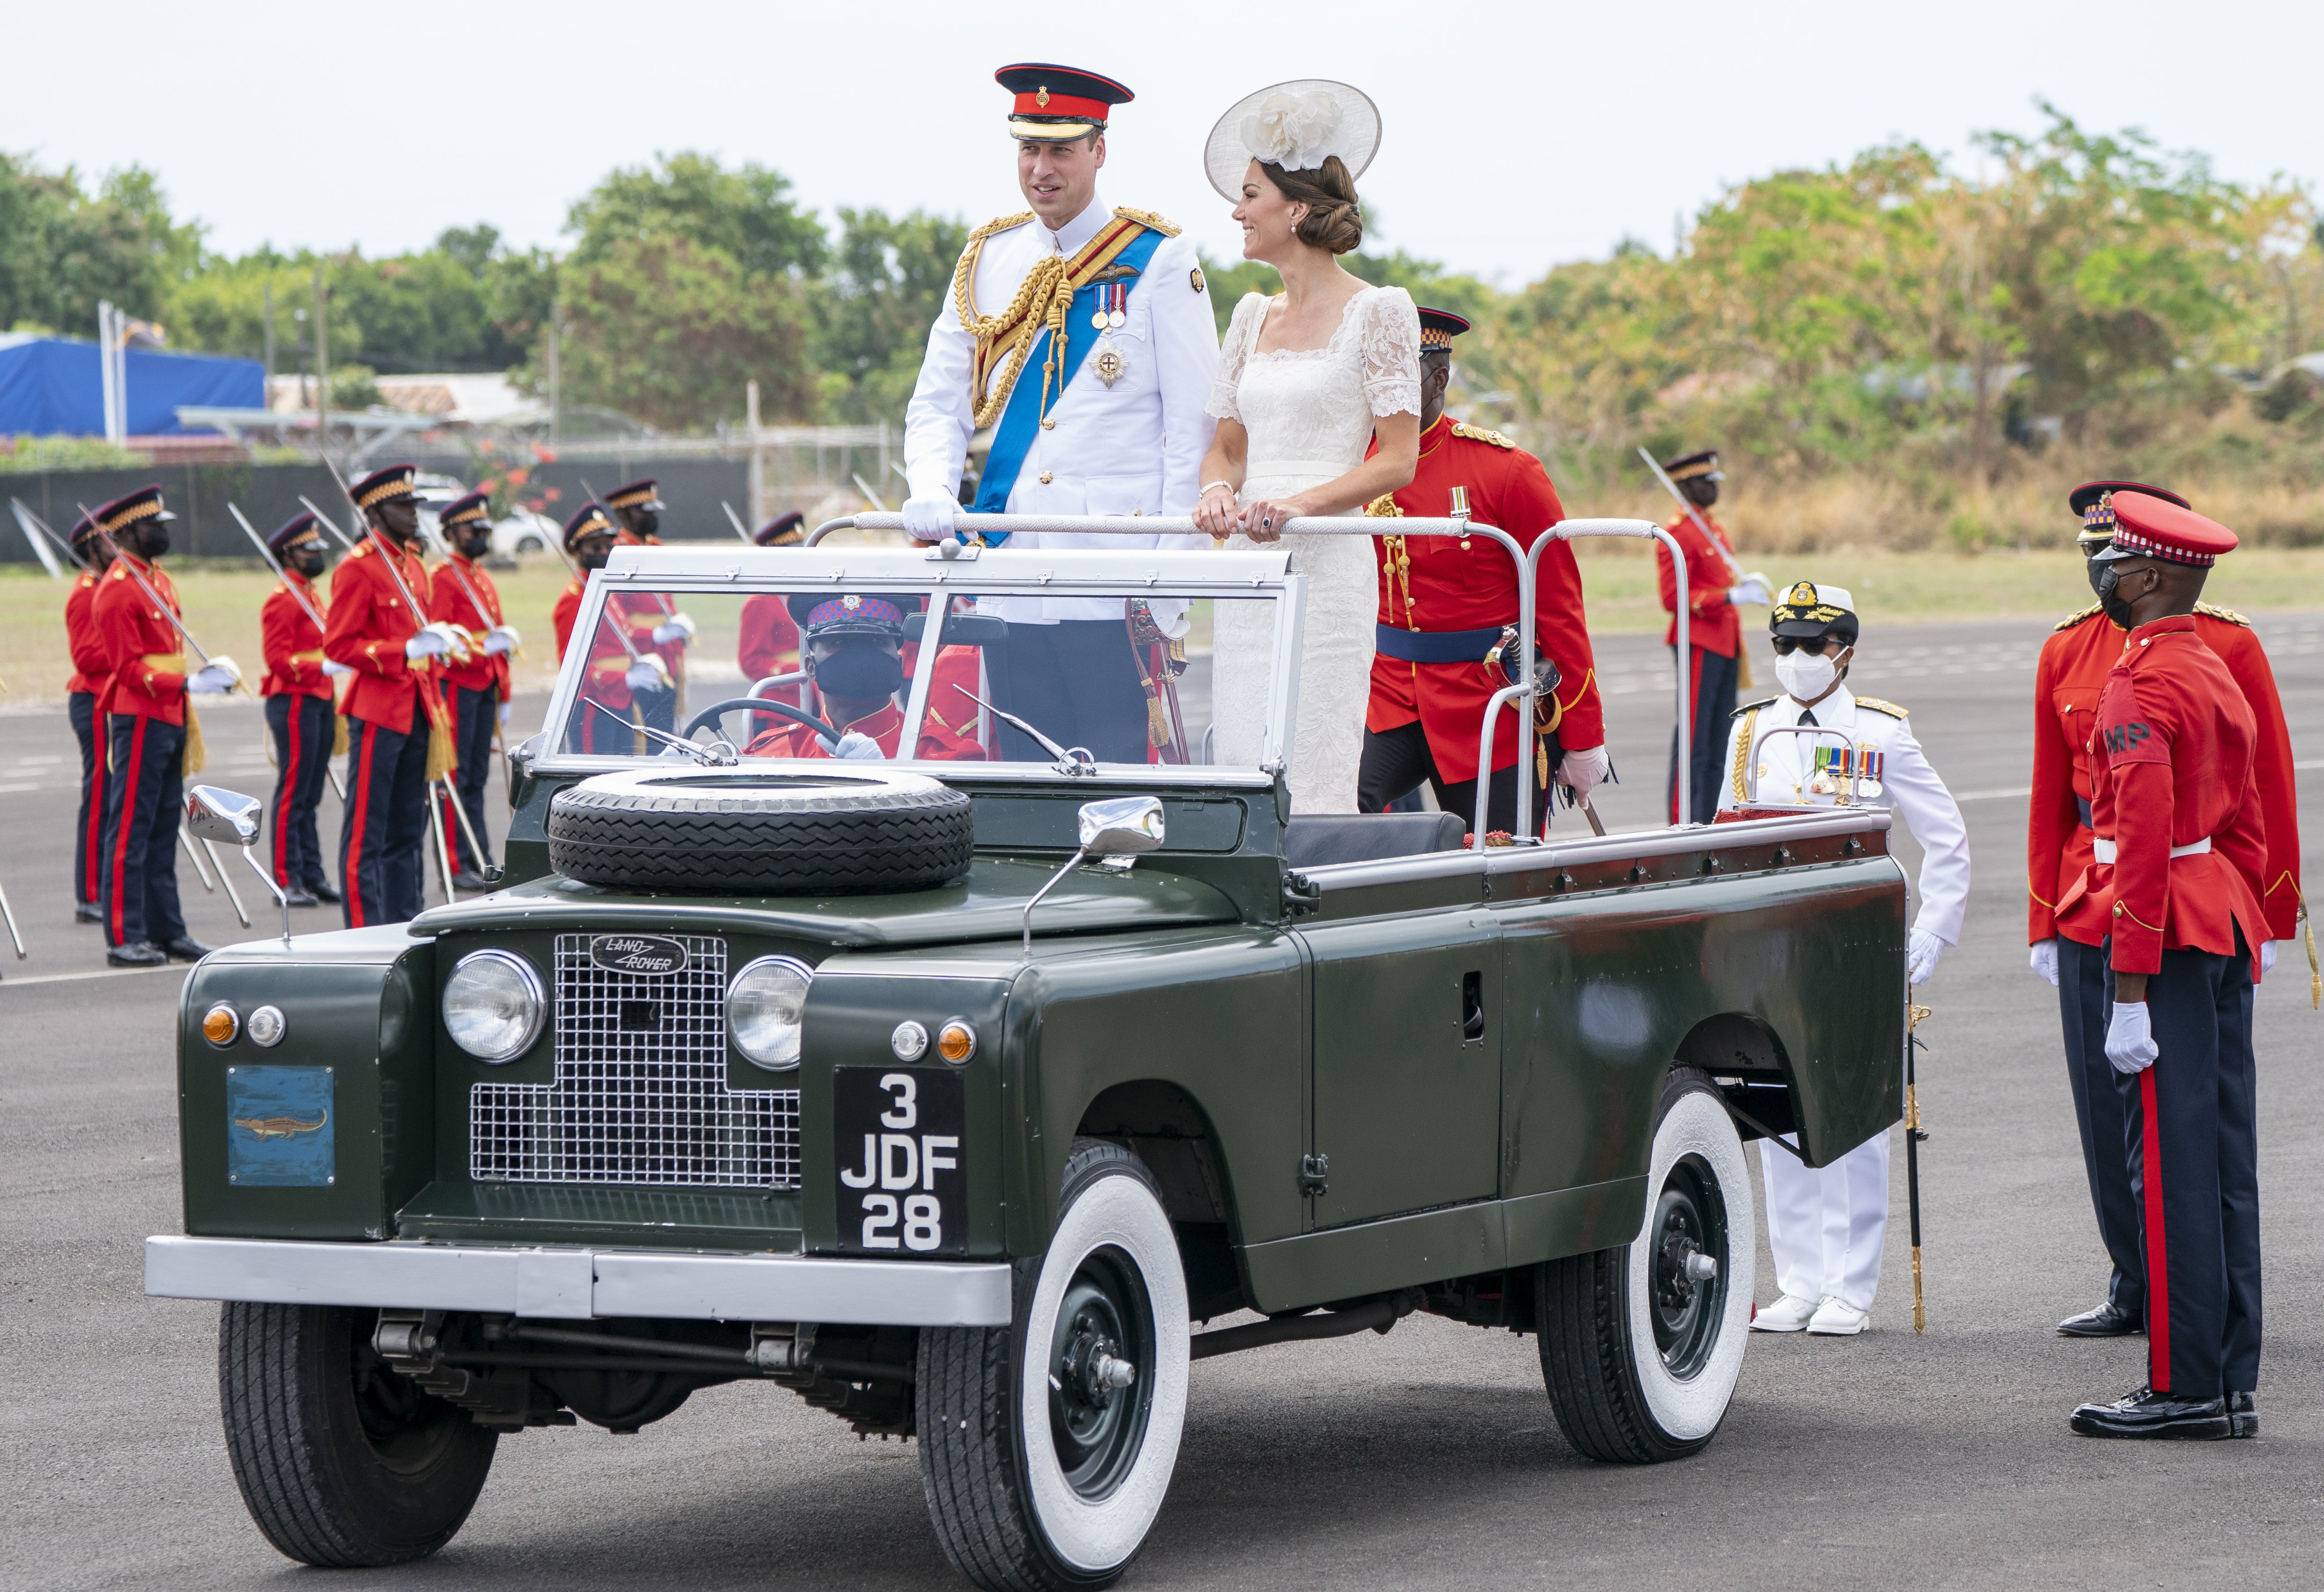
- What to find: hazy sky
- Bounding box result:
[10,0,2319,285]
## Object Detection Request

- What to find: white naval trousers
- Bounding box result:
[1762,1130,1889,1313]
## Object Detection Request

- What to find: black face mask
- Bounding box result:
[288,547,327,578]
[812,639,904,702]
[457,529,492,561]
[576,544,610,571]
[136,523,171,560]
[628,510,660,540]
[2094,563,2141,630]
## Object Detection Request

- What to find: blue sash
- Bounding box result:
[971,225,1170,543]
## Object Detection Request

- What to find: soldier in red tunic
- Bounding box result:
[64,510,118,924]
[324,465,461,926]
[604,478,694,736]
[2057,493,2270,1441]
[258,512,343,906]
[90,486,235,964]
[430,491,518,887]
[1656,450,1769,823]
[737,512,806,685]
[1356,309,1606,835]
[741,595,983,761]
[2030,480,2306,1344]
[552,504,662,754]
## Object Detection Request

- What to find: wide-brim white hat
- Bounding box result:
[1204,79,1381,200]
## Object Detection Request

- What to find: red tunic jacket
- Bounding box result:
[737,593,802,684]
[1363,417,1606,781]
[1656,511,1741,658]
[431,555,511,699]
[324,534,444,737]
[91,555,188,723]
[553,577,638,712]
[261,573,333,700]
[65,568,109,697]
[2055,614,2269,977]
[2031,603,2302,946]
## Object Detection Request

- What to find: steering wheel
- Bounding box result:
[684,696,840,744]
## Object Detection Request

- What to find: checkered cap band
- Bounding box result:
[805,595,903,630]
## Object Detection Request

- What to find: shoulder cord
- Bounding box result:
[1730,707,1758,803]
[2269,872,2320,1010]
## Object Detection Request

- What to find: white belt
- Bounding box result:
[2092,836,2211,864]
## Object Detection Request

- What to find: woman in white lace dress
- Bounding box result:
[1192,81,1420,813]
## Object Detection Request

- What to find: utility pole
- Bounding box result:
[746,378,763,526]
[546,308,562,451]
[97,300,118,445]
[312,262,329,468]
[262,282,275,393]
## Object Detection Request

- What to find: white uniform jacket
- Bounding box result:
[903,192,1219,622]
[1718,683,1970,946]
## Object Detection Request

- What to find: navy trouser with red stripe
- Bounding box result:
[340,715,432,927]
[1667,644,1738,824]
[439,681,497,874]
[70,690,106,906]
[2059,935,2147,1315]
[100,713,187,948]
[2125,933,2260,1398]
[266,693,336,891]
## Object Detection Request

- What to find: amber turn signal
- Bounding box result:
[202,1002,240,1046]
[936,1020,977,1065]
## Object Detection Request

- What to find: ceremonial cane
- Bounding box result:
[1905,999,1933,1334]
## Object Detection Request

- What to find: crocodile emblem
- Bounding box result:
[233,1110,329,1140]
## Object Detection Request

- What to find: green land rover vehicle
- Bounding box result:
[148,519,1906,1591]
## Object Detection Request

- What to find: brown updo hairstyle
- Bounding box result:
[1258,155,1363,254]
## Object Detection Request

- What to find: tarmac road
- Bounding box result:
[3,612,2321,1591]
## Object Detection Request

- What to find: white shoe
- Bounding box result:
[1751,1293,1819,1332]
[1807,1296,1870,1335]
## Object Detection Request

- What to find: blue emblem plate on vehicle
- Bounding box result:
[590,934,689,975]
[226,1066,335,1187]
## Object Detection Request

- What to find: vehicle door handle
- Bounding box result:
[1462,971,1484,1043]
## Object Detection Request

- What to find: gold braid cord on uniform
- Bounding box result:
[2272,872,2320,1009]
[141,653,206,774]
[1364,492,1413,627]
[1730,707,1758,804]
[953,209,1176,428]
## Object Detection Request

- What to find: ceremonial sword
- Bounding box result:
[1636,447,1753,585]
[1905,997,1932,1333]
[721,501,755,545]
[226,503,348,800]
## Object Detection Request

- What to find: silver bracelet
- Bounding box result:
[1199,481,1237,499]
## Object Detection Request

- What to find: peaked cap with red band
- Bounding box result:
[997,63,1132,142]
[2086,491,2237,567]
[1417,306,1469,352]
[2068,478,2190,545]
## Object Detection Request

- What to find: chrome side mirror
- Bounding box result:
[184,785,293,945]
[1024,796,1168,956]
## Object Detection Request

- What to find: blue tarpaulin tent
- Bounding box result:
[0,334,265,436]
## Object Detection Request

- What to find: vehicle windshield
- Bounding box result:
[544,546,1291,775]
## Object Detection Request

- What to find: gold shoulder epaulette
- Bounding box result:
[1451,420,1516,449]
[1111,206,1180,236]
[1855,696,1908,719]
[2194,600,2251,627]
[968,211,1035,244]
[1363,492,1404,518]
[1732,696,1776,718]
[2053,601,2102,632]
[353,540,372,558]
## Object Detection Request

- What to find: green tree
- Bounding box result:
[807,207,969,425]
[0,155,200,336]
[557,235,810,430]
[567,152,825,280]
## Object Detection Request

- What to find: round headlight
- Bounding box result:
[246,1005,287,1047]
[443,950,545,1063]
[729,956,811,1071]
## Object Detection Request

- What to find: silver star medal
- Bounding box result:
[1091,334,1127,389]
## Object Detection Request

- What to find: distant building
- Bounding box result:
[0,334,263,437]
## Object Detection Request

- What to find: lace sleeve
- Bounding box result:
[1206,293,1267,423]
[1360,287,1423,418]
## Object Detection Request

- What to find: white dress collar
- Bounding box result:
[1044,192,1110,256]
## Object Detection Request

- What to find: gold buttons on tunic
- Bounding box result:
[1039,472,1053,485]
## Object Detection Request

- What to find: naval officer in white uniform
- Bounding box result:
[1719,581,1970,1335]
[901,62,1219,763]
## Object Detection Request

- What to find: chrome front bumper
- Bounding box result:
[145,1234,1013,1326]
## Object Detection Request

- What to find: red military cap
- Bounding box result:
[2068,479,2190,545]
[2087,492,2237,567]
[996,63,1132,142]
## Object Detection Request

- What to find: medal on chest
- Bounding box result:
[1088,282,1129,388]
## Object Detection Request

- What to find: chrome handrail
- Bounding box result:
[1742,723,1859,805]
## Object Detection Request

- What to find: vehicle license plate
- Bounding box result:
[833,1067,965,1256]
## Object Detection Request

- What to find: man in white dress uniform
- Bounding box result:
[1719,582,1970,1335]
[901,62,1219,762]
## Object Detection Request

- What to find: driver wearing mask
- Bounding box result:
[1717,580,1969,1339]
[744,595,982,761]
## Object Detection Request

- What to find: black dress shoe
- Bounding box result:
[2057,1301,2144,1337]
[2228,1391,2257,1438]
[162,935,215,962]
[281,887,320,907]
[74,900,103,925]
[451,870,493,893]
[108,941,167,968]
[2071,1386,2232,1439]
[306,880,341,904]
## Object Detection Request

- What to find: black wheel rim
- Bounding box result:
[347,1312,467,1476]
[1046,1244,1155,1501]
[1647,1153,1729,1379]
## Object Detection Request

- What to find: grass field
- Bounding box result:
[2,544,2317,706]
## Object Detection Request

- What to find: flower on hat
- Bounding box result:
[1240,89,1343,173]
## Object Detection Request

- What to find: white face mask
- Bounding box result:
[1775,648,1840,703]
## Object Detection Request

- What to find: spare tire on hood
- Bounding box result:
[547,769,974,895]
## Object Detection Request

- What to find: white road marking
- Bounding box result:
[0,964,189,989]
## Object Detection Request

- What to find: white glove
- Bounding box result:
[624,655,672,692]
[2105,1000,2158,1074]
[1556,744,1611,801]
[901,489,959,542]
[826,731,884,760]
[1728,577,1771,606]
[1907,928,1947,984]
[405,629,450,661]
[497,700,512,727]
[651,613,696,646]
[2261,941,2278,975]
[321,659,353,678]
[433,622,475,661]
[2029,938,2060,987]
[187,664,236,695]
[483,624,520,656]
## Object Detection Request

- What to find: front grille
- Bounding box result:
[470,933,799,1188]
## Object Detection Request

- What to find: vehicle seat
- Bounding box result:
[1282,812,1467,869]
